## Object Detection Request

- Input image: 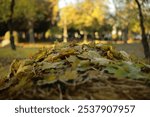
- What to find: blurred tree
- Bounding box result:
[112,0,138,41]
[58,0,109,42]
[58,5,76,42]
[9,0,16,50]
[112,0,150,58]
[14,0,42,43]
[0,0,10,22]
[0,0,58,43]
[135,0,150,58]
[48,0,59,26]
[0,0,16,50]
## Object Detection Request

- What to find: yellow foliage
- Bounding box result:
[58,0,108,30]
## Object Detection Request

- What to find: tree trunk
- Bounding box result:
[28,21,35,43]
[124,26,128,43]
[135,0,150,58]
[9,0,16,50]
[41,32,46,41]
[63,15,68,43]
[83,30,88,43]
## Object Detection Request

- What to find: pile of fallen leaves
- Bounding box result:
[0,42,150,99]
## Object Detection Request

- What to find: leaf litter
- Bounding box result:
[0,42,150,99]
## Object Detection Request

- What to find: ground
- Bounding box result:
[0,42,150,99]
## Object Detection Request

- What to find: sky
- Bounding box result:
[58,0,78,8]
[58,0,115,13]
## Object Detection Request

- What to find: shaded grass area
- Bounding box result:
[0,47,38,59]
[113,43,145,59]
[0,47,38,78]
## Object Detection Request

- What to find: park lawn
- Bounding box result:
[114,43,145,59]
[0,47,39,58]
[0,47,38,78]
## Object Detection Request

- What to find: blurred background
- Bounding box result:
[0,0,150,60]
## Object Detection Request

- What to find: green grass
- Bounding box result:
[0,47,38,58]
[0,47,38,78]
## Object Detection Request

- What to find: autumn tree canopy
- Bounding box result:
[0,0,58,34]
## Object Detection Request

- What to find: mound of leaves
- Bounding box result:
[0,42,150,99]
